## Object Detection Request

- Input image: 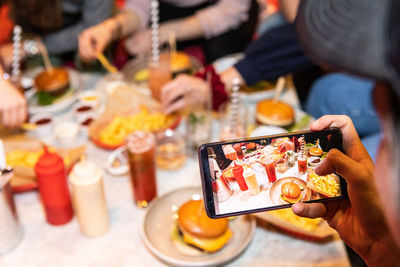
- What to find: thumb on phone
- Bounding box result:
[316,149,372,190]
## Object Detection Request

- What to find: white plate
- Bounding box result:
[24,67,82,114]
[141,187,256,267]
[250,126,287,137]
[250,108,313,135]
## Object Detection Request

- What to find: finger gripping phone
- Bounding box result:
[198,128,347,218]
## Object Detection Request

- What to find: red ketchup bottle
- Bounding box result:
[34,146,73,225]
[232,164,248,191]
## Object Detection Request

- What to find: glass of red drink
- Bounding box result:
[297,155,307,174]
[264,158,277,183]
[125,131,157,208]
[149,53,172,101]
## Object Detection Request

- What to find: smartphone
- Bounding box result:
[198,128,347,219]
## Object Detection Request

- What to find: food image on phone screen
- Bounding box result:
[198,129,347,218]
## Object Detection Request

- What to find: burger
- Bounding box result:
[172,200,232,254]
[170,51,192,76]
[309,147,323,157]
[280,181,302,204]
[256,99,295,127]
[35,67,70,105]
[133,51,192,83]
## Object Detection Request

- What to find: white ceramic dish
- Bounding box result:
[141,187,256,267]
[105,147,129,176]
[250,125,287,137]
[54,121,79,145]
[24,67,82,114]
[29,112,53,137]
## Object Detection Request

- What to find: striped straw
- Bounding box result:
[12,25,22,84]
[150,0,160,65]
[300,135,305,157]
[229,78,241,137]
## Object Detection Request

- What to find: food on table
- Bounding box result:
[267,208,322,232]
[7,149,48,168]
[256,99,295,127]
[308,156,322,168]
[307,172,340,197]
[309,147,323,157]
[280,181,302,204]
[172,200,232,253]
[242,167,260,196]
[245,142,258,152]
[125,131,157,208]
[170,51,192,75]
[233,143,244,159]
[133,68,149,83]
[98,108,174,147]
[35,67,70,105]
[81,117,94,127]
[34,117,52,125]
[78,90,100,108]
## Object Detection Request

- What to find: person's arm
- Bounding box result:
[79,0,145,61]
[124,0,251,55]
[278,0,300,22]
[0,65,27,127]
[292,115,400,266]
[42,0,113,54]
[233,23,315,85]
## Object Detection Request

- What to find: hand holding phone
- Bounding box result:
[198,129,347,218]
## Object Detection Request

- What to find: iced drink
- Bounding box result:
[125,131,157,208]
[298,155,307,174]
[242,168,260,196]
[263,158,277,183]
[148,54,172,101]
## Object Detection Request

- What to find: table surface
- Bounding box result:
[1,73,350,267]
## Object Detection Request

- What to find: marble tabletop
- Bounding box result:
[0,73,350,267]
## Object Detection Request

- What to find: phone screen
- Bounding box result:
[198,129,347,218]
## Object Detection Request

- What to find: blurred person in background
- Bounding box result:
[161,0,380,159]
[291,0,400,265]
[79,0,259,64]
[0,0,112,69]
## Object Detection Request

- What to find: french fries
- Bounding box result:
[99,108,174,146]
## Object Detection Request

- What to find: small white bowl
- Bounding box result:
[29,113,53,137]
[73,102,96,123]
[105,147,129,176]
[79,116,95,137]
[54,121,79,145]
[78,90,101,108]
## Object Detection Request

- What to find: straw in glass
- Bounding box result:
[229,78,241,137]
[12,25,22,84]
[150,0,160,65]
